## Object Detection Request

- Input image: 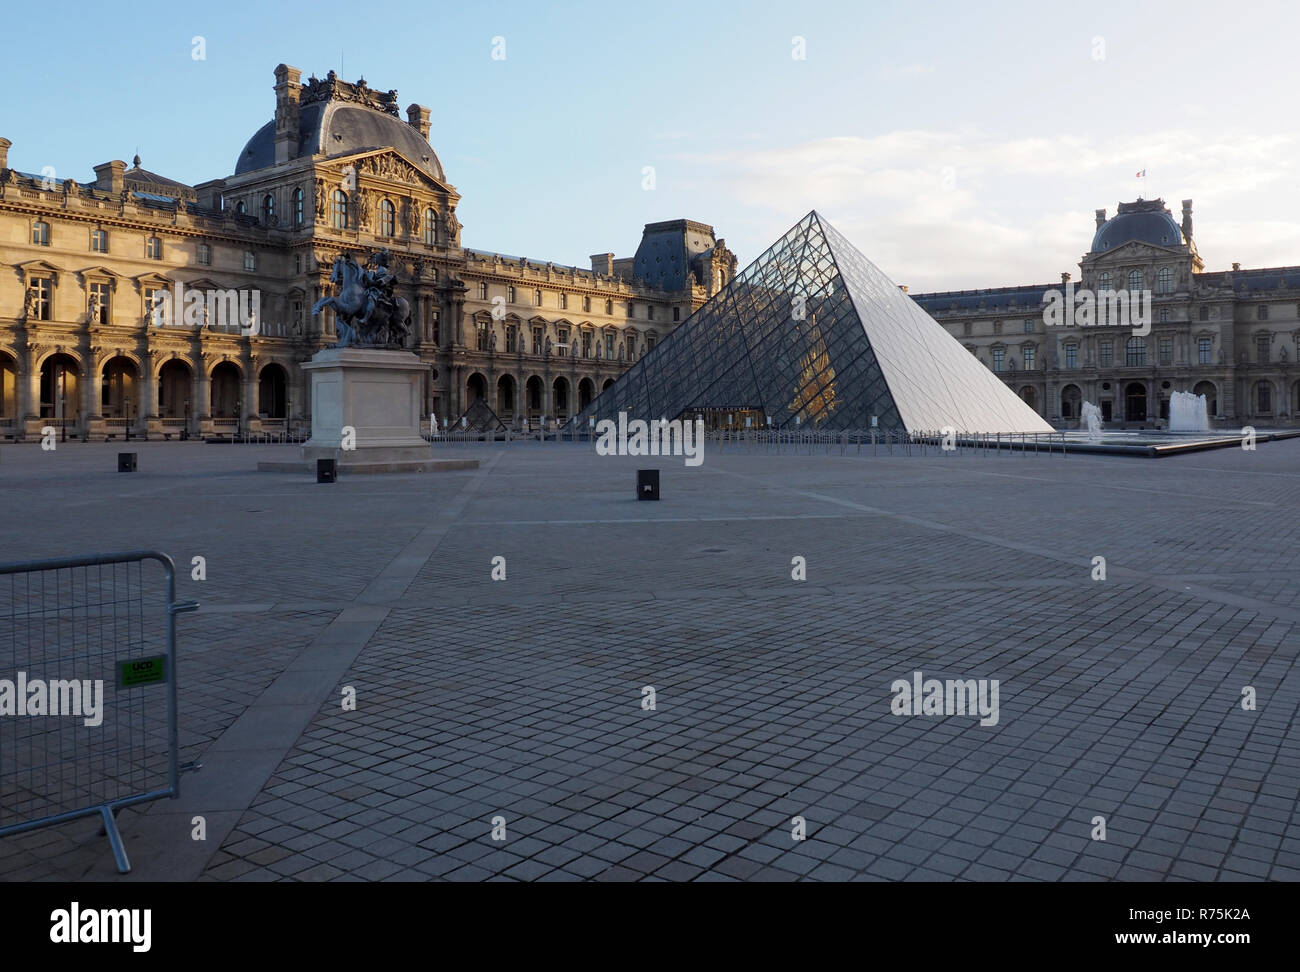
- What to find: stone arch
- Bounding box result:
[467,371,487,403]
[1251,378,1275,415]
[39,352,82,421]
[209,360,241,418]
[578,376,596,410]
[95,348,144,375]
[601,378,615,392]
[496,373,515,417]
[33,346,85,373]
[553,375,570,419]
[0,349,18,418]
[100,355,140,419]
[1060,383,1082,420]
[1018,386,1038,413]
[1124,381,1147,422]
[158,358,193,418]
[525,375,544,414]
[258,362,289,419]
[1192,380,1218,417]
[152,352,199,380]
[205,356,243,380]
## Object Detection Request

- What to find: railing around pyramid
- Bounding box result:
[419,422,1069,457]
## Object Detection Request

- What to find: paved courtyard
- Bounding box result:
[0,436,1297,882]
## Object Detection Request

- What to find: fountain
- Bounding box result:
[1168,391,1210,433]
[1080,401,1104,439]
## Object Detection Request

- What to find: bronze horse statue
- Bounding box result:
[312,253,411,348]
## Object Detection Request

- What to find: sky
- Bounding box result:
[4,0,1300,290]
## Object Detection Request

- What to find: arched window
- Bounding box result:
[605,299,613,315]
[236,200,246,215]
[379,198,395,237]
[1157,267,1172,294]
[1098,271,1111,293]
[1127,269,1143,292]
[331,190,348,230]
[424,208,437,246]
[262,194,275,221]
[293,188,304,228]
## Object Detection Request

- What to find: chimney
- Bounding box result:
[273,64,303,165]
[93,160,126,195]
[0,137,10,170]
[406,104,432,141]
[1061,272,1071,284]
[1095,208,1106,229]
[1181,199,1193,240]
[590,253,614,275]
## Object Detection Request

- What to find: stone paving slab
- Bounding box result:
[0,438,1296,881]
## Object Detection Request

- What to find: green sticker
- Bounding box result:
[117,656,167,689]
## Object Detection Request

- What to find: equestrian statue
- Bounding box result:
[312,249,412,348]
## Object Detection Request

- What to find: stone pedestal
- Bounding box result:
[300,347,428,462]
[259,347,477,475]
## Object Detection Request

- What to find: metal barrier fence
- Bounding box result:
[421,425,1070,457]
[0,550,198,873]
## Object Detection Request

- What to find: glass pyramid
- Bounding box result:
[574,211,1054,434]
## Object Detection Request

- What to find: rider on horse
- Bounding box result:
[360,249,397,327]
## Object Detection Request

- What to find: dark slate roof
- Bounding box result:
[1091,202,1185,252]
[910,283,1058,315]
[235,101,445,181]
[1196,267,1300,292]
[632,221,716,291]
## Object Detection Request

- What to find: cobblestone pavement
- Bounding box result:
[0,437,1296,881]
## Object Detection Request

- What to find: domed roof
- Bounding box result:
[1091,199,1184,252]
[235,80,445,182]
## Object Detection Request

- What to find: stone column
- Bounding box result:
[23,357,40,438]
[141,355,158,436]
[241,365,256,431]
[82,353,100,437]
[195,361,210,435]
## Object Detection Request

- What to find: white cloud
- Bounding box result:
[673,129,1300,289]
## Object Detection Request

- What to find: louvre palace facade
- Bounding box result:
[912,198,1300,428]
[0,63,736,440]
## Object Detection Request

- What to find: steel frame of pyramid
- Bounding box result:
[573,211,1053,434]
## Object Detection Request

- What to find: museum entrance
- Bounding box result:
[685,407,767,431]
